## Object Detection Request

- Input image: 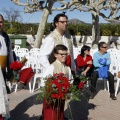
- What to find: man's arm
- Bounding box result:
[39,37,54,69]
[93,53,103,68]
[106,53,111,65]
[70,44,76,72]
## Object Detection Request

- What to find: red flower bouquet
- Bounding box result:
[37,73,88,102]
[10,61,23,71]
[42,73,70,103]
[10,61,23,82]
[37,73,88,120]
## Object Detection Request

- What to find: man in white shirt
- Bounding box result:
[39,13,75,73]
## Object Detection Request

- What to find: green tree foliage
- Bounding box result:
[3,19,120,36]
[7,28,19,34]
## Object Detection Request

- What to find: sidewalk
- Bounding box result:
[8,83,120,120]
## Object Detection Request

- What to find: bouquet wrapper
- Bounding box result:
[20,57,27,66]
[43,99,65,120]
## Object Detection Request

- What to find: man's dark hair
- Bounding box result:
[53,13,68,27]
[0,14,4,21]
[53,44,68,54]
[80,45,91,57]
[98,42,106,50]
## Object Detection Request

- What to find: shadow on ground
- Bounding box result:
[64,90,96,120]
[10,93,43,120]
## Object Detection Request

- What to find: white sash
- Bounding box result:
[0,35,7,56]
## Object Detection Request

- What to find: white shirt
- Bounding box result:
[39,36,75,71]
[41,60,73,87]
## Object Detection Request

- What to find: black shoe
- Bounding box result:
[39,115,43,120]
[89,92,95,99]
[110,93,117,100]
[64,116,68,120]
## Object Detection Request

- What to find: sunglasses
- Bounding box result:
[57,53,68,56]
[102,47,107,48]
[58,21,69,24]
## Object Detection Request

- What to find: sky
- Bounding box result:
[0,0,119,24]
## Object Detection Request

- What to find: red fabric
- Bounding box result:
[19,67,35,85]
[65,54,71,68]
[76,55,92,70]
[0,115,4,120]
[43,99,65,120]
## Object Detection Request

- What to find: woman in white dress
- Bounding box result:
[0,68,12,120]
[0,14,12,120]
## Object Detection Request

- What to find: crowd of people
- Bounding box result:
[0,13,117,120]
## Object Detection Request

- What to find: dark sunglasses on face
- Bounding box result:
[102,47,107,48]
[58,21,69,24]
[57,53,68,56]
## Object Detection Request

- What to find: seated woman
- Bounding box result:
[76,45,93,77]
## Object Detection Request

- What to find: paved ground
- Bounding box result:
[8,81,120,120]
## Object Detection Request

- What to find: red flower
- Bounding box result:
[78,82,84,89]
[45,73,71,100]
[10,61,23,71]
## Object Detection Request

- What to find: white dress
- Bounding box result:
[0,67,10,118]
[0,35,11,119]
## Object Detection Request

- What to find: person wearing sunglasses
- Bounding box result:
[90,42,117,100]
[42,44,73,120]
[43,44,73,84]
[76,45,93,76]
[39,13,75,83]
[74,45,93,85]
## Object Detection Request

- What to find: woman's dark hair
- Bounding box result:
[80,45,91,57]
[53,13,68,28]
[48,44,68,64]
[98,42,106,50]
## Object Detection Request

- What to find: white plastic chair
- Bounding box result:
[31,62,44,93]
[30,48,40,52]
[14,45,20,51]
[97,78,109,92]
[13,61,33,93]
[114,57,120,96]
[18,48,29,52]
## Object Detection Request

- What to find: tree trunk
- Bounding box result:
[92,14,100,46]
[34,0,54,48]
[34,9,50,48]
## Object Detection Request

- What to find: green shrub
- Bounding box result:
[7,28,19,34]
